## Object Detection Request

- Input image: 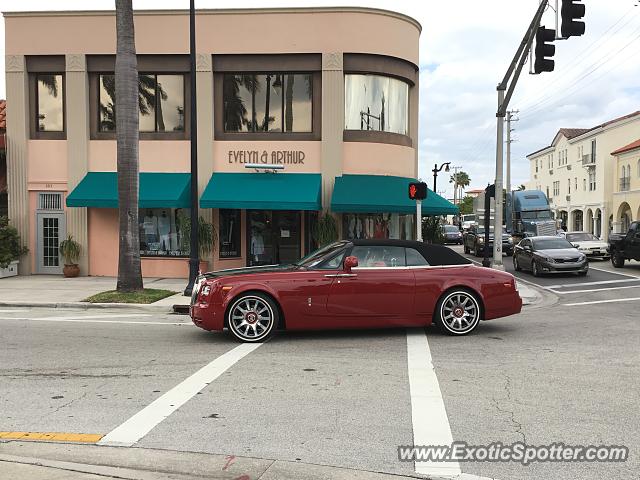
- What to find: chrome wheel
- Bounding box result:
[228,294,276,342]
[438,290,480,335]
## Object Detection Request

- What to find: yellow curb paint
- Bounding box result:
[0,432,103,443]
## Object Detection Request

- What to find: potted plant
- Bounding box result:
[312,211,339,248]
[179,213,216,273]
[59,235,81,278]
[0,216,28,278]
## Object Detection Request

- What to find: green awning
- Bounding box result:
[66,172,191,208]
[200,173,321,211]
[331,174,458,215]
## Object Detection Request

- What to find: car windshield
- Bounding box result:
[444,226,459,233]
[533,238,574,250]
[295,241,349,268]
[521,211,552,220]
[566,233,598,242]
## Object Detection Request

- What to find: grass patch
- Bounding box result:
[84,289,177,304]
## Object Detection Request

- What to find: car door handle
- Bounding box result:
[324,273,358,278]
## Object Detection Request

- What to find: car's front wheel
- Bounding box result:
[611,250,625,268]
[532,260,541,277]
[435,289,481,336]
[227,292,279,343]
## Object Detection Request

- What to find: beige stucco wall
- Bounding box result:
[4,9,420,66]
[342,143,415,177]
[88,141,191,172]
[612,149,640,225]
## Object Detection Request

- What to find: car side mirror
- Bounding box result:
[344,256,358,272]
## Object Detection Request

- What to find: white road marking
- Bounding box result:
[588,266,640,278]
[406,329,461,477]
[550,284,640,295]
[546,278,640,289]
[564,297,640,306]
[98,342,262,447]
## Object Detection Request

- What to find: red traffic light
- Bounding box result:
[408,182,428,200]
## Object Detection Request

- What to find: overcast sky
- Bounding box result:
[2,1,640,198]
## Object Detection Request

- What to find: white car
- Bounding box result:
[565,232,610,259]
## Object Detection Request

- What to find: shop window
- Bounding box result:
[342,213,414,240]
[219,209,241,258]
[349,245,406,268]
[35,74,65,134]
[98,73,185,134]
[223,73,312,133]
[345,74,409,136]
[139,208,189,257]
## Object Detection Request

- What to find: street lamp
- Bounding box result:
[432,162,451,192]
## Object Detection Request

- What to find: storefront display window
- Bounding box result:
[342,213,414,240]
[219,209,241,258]
[344,74,409,135]
[139,208,189,257]
[223,73,312,133]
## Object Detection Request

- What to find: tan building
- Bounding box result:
[3,8,457,278]
[526,111,640,240]
[611,139,640,233]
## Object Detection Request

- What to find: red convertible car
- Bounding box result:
[190,239,522,342]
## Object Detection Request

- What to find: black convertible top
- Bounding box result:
[350,239,472,266]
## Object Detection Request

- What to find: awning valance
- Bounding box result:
[331,174,458,215]
[200,173,322,211]
[66,172,191,208]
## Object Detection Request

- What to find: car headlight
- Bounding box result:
[477,236,484,243]
[508,237,514,244]
[537,255,553,263]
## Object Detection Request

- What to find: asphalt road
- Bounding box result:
[1,266,639,480]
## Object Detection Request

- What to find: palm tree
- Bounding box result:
[450,171,471,205]
[115,0,143,292]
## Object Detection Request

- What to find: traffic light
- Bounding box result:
[561,0,585,38]
[408,182,428,201]
[534,27,556,74]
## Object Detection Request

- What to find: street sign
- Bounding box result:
[408,182,428,201]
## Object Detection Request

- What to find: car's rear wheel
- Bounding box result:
[435,289,481,336]
[513,255,522,271]
[611,250,625,268]
[227,292,278,343]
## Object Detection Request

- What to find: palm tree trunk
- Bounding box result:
[115,0,143,292]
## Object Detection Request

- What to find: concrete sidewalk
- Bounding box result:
[0,441,498,480]
[0,275,189,312]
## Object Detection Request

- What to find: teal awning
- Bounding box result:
[200,173,321,211]
[66,172,191,208]
[331,174,458,215]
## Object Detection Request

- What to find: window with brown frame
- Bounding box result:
[30,73,66,139]
[97,73,186,135]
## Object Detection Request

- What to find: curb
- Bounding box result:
[0,300,184,313]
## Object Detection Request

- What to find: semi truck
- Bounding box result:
[506,190,556,239]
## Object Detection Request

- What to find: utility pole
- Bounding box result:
[505,110,519,233]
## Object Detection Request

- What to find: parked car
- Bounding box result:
[565,232,610,259]
[513,236,588,277]
[190,239,522,341]
[608,221,640,268]
[463,224,513,257]
[442,224,463,244]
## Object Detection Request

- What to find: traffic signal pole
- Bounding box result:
[492,0,548,269]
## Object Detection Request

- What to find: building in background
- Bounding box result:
[4,7,457,277]
[526,111,640,240]
[611,139,640,234]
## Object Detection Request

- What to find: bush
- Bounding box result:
[0,216,28,269]
[312,211,339,247]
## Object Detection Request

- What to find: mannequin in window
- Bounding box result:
[158,210,171,251]
[250,226,265,263]
[143,210,158,247]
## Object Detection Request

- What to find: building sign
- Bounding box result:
[228,150,306,165]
